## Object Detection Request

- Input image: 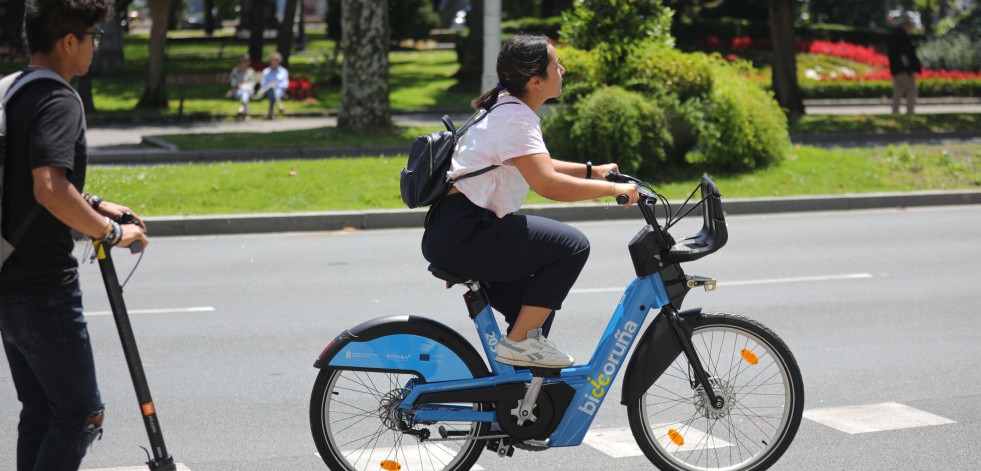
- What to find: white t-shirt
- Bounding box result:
[447,95,548,218]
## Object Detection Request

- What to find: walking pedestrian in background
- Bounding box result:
[888,14,922,114]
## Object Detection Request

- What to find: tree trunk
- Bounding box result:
[90,0,131,77]
[78,74,96,114]
[456,0,483,81]
[204,0,216,36]
[768,0,805,121]
[249,0,269,62]
[338,0,392,132]
[277,0,299,66]
[136,0,172,109]
[3,0,27,55]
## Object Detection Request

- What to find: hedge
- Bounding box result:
[800,78,981,98]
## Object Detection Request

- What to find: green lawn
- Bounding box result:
[0,32,476,116]
[86,142,981,217]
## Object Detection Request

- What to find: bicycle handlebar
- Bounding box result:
[606,171,728,263]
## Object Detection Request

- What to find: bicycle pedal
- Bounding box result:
[488,439,514,458]
[528,367,562,378]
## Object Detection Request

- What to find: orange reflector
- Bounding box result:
[668,429,685,446]
[380,460,401,471]
[741,349,759,365]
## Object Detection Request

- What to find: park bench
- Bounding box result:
[165,36,231,60]
[165,73,230,120]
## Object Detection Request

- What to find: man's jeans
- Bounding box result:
[0,282,104,471]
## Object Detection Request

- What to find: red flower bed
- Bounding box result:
[288,77,317,100]
[798,40,889,68]
[696,35,981,82]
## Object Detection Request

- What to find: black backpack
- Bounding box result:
[399,102,517,208]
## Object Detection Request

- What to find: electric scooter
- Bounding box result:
[93,212,176,471]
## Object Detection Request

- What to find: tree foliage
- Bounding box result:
[560,0,674,71]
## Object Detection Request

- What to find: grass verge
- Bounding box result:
[86,143,981,217]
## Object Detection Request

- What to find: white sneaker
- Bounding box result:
[495,328,574,368]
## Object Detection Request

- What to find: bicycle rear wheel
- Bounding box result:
[627,312,804,471]
[311,368,489,471]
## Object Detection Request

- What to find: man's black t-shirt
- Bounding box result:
[0,78,87,294]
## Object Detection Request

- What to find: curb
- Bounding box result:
[90,145,409,164]
[142,189,981,237]
[91,129,981,164]
[791,129,981,147]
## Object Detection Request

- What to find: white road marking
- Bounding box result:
[85,306,215,317]
[584,425,732,458]
[570,273,873,294]
[586,402,954,458]
[82,464,193,471]
[803,401,955,434]
[314,449,485,470]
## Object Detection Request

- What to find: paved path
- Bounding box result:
[86,99,981,152]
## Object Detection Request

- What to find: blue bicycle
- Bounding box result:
[310,173,804,471]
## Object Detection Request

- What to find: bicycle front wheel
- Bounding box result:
[627,312,804,471]
[311,367,490,471]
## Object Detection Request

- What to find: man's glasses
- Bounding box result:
[73,27,105,47]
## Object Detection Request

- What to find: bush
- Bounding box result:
[621,42,714,101]
[690,66,791,171]
[549,44,791,175]
[919,32,981,73]
[799,78,981,98]
[543,86,671,176]
[502,16,564,39]
[554,46,606,103]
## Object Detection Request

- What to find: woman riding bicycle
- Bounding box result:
[421,35,640,369]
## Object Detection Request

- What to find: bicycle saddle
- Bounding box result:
[428,264,470,287]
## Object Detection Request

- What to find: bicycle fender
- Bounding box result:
[620,308,702,406]
[313,315,489,382]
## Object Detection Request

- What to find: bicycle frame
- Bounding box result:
[328,270,670,448]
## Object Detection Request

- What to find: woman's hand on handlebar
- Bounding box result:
[613,182,640,207]
[591,163,619,180]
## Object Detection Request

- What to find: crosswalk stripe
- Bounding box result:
[82,464,192,471]
[802,401,956,434]
[584,402,956,458]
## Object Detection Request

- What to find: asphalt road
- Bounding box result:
[1,204,979,470]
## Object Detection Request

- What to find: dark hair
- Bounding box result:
[471,34,552,111]
[25,0,112,54]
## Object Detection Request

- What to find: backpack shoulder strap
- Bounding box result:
[1,69,84,247]
[3,69,86,133]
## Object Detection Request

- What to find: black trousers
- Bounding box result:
[422,193,590,336]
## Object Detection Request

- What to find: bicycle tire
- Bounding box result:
[627,312,804,471]
[311,351,491,471]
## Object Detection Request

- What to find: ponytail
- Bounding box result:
[471,84,503,111]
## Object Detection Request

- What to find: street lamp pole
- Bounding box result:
[481,0,501,93]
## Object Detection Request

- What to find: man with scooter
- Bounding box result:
[0,0,148,469]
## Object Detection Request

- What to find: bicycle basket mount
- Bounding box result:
[627,176,728,277]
